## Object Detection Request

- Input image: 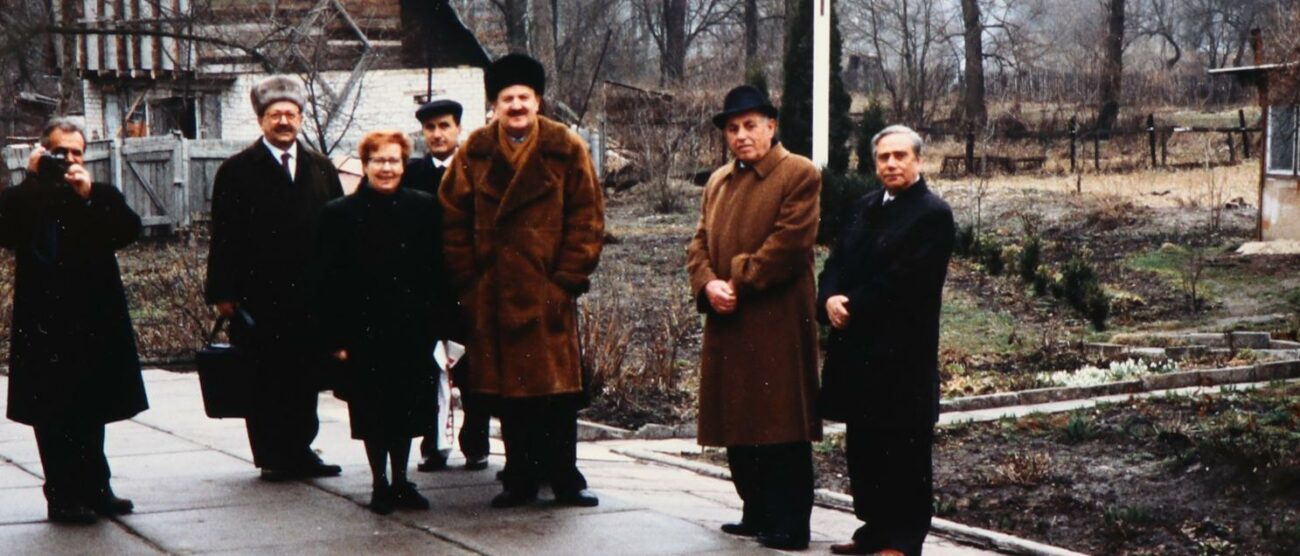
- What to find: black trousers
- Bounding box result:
[498,396,585,496]
[245,352,321,470]
[726,442,814,540]
[33,424,111,506]
[419,392,491,462]
[846,423,934,556]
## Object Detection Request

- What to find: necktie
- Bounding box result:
[281,153,292,180]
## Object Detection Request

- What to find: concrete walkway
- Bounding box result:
[0,370,996,555]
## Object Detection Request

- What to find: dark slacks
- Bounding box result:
[419,392,491,462]
[846,423,934,556]
[34,424,111,505]
[245,352,321,470]
[726,442,814,540]
[498,396,585,496]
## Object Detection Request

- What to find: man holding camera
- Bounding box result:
[0,118,147,524]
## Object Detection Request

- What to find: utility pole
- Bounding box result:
[811,0,830,168]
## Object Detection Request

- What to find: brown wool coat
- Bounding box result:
[687,144,823,447]
[439,116,605,398]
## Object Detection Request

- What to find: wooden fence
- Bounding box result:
[3,134,246,229]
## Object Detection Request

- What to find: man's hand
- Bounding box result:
[25,144,45,173]
[705,279,737,314]
[215,301,237,317]
[826,295,851,329]
[65,163,92,199]
[332,349,348,361]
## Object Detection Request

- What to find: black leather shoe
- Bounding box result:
[463,455,490,471]
[259,468,299,482]
[757,532,809,551]
[48,503,98,525]
[489,490,537,508]
[300,462,342,478]
[720,521,760,537]
[495,470,505,481]
[417,457,448,472]
[554,489,599,507]
[88,494,134,516]
[368,485,394,515]
[829,540,871,555]
[390,481,430,510]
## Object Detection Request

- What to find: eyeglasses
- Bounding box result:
[263,111,301,123]
[367,157,403,168]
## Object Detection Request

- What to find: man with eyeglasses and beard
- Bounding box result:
[205,75,345,482]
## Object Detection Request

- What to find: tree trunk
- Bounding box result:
[744,0,759,71]
[1096,0,1124,133]
[499,0,529,54]
[960,0,987,128]
[662,0,686,86]
[530,0,556,91]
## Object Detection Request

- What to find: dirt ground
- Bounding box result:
[693,382,1300,555]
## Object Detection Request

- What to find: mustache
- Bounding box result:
[274,125,295,133]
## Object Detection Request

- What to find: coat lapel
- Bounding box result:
[466,118,565,223]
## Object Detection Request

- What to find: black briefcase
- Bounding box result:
[196,312,255,419]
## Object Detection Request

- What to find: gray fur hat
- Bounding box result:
[250,75,307,116]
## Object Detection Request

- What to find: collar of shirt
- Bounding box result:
[430,153,454,169]
[262,138,299,180]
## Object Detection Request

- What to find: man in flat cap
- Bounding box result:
[439,53,605,508]
[402,99,492,474]
[206,74,345,481]
[686,85,821,550]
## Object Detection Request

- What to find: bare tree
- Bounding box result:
[959,0,987,127]
[1096,0,1125,133]
[744,0,760,76]
[491,0,530,53]
[849,0,957,125]
[635,0,740,87]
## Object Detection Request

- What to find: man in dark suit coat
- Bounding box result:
[205,75,344,481]
[818,125,954,556]
[1,118,146,524]
[401,99,492,473]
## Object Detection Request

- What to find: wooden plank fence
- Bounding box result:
[3,135,248,230]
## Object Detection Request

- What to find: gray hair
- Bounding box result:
[41,117,86,147]
[871,124,924,157]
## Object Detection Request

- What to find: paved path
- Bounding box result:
[0,370,997,555]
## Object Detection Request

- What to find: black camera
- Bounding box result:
[36,152,72,187]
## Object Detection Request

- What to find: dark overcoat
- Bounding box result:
[400,155,448,197]
[317,183,452,440]
[686,144,823,447]
[817,179,954,429]
[438,117,605,398]
[205,140,344,379]
[0,178,147,426]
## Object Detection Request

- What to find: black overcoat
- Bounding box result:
[317,183,453,440]
[816,179,954,429]
[400,155,448,197]
[0,178,147,426]
[205,140,343,375]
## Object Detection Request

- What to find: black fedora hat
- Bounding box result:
[712,85,778,129]
[416,99,463,125]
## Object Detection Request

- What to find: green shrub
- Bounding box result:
[1056,256,1111,330]
[955,224,977,258]
[817,170,879,245]
[1019,237,1042,283]
[979,236,1005,276]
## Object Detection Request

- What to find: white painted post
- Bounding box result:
[811,0,831,168]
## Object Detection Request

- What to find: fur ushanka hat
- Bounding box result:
[484,54,546,102]
[250,75,307,116]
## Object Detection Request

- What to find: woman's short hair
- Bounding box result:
[357,130,413,164]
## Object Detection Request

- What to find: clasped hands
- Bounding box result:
[825,294,850,329]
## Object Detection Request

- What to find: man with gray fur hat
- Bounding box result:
[206,75,345,481]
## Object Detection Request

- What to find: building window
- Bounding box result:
[149,97,198,139]
[1269,104,1297,175]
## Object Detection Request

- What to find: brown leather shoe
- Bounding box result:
[829,540,870,555]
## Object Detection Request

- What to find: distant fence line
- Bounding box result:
[921,111,1262,177]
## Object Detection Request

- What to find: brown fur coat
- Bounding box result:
[439,116,605,398]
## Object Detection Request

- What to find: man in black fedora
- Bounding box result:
[687,84,822,550]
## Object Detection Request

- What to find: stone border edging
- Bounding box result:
[610,446,1085,556]
[941,359,1300,413]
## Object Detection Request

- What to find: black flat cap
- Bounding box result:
[485,54,546,101]
[712,85,779,129]
[416,99,463,125]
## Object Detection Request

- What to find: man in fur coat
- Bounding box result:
[438,54,605,508]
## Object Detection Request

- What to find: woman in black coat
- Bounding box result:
[318,130,454,514]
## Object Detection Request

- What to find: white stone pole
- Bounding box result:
[812,0,832,168]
